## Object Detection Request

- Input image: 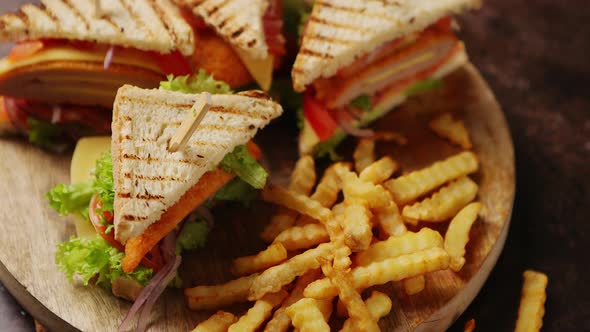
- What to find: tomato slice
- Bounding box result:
[8,40,46,62]
[303,92,339,141]
[153,51,193,76]
[89,195,164,271]
[263,0,286,56]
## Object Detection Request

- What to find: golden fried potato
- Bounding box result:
[514,270,548,332]
[341,291,393,332]
[444,202,482,271]
[429,112,472,149]
[228,290,288,332]
[249,243,336,300]
[385,151,478,205]
[274,223,329,251]
[305,247,449,299]
[286,298,331,332]
[231,243,288,276]
[262,185,332,223]
[353,139,376,173]
[359,157,399,184]
[403,276,426,295]
[402,176,478,223]
[192,311,237,332]
[320,259,379,332]
[263,270,321,332]
[355,228,443,266]
[185,274,258,310]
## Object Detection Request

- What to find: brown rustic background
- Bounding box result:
[0,0,589,331]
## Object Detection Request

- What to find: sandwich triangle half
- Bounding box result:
[111,85,282,243]
[0,0,194,55]
[292,0,481,91]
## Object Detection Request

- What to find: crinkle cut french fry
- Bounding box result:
[429,112,472,149]
[320,259,380,332]
[274,223,329,251]
[286,298,331,332]
[359,156,399,184]
[305,247,450,299]
[231,243,288,276]
[261,185,332,223]
[403,176,478,223]
[444,202,482,271]
[355,228,443,266]
[342,171,390,209]
[353,138,375,173]
[228,290,288,332]
[289,155,316,196]
[295,215,318,226]
[341,291,393,332]
[191,311,237,332]
[263,270,321,332]
[185,274,258,310]
[260,209,298,243]
[343,200,373,251]
[384,151,479,205]
[310,162,350,208]
[514,270,548,332]
[403,275,426,295]
[374,196,406,237]
[261,156,317,242]
[249,242,335,300]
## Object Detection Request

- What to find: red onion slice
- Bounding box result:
[333,108,375,137]
[103,46,115,70]
[117,255,181,332]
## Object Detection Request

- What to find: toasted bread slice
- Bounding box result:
[292,0,481,91]
[0,0,194,56]
[112,86,282,243]
[176,0,269,59]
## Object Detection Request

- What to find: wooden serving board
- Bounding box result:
[0,64,514,332]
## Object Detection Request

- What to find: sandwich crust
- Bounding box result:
[176,0,269,59]
[0,0,195,56]
[112,85,283,243]
[292,0,481,91]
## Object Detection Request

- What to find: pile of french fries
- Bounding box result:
[187,114,547,331]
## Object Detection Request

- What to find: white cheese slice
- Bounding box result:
[70,136,111,238]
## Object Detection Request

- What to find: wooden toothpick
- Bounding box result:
[168,92,211,152]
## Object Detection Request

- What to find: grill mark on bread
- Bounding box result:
[123,173,187,182]
[117,97,271,120]
[205,0,229,16]
[308,16,371,33]
[299,48,334,59]
[37,3,58,29]
[118,192,165,200]
[306,34,355,45]
[315,1,396,22]
[121,214,149,221]
[63,0,90,32]
[121,0,153,40]
[122,153,208,166]
[231,26,245,39]
[150,0,175,48]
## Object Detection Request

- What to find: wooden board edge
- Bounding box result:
[0,260,79,332]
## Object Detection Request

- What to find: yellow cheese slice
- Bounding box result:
[0,46,162,76]
[70,136,111,238]
[234,48,273,91]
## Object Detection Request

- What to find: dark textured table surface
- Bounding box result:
[1,0,589,331]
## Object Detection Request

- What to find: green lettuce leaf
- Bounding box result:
[214,178,259,206]
[92,152,114,213]
[160,70,233,95]
[46,181,94,219]
[405,79,443,96]
[176,218,209,255]
[350,95,372,111]
[220,145,268,189]
[55,236,153,289]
